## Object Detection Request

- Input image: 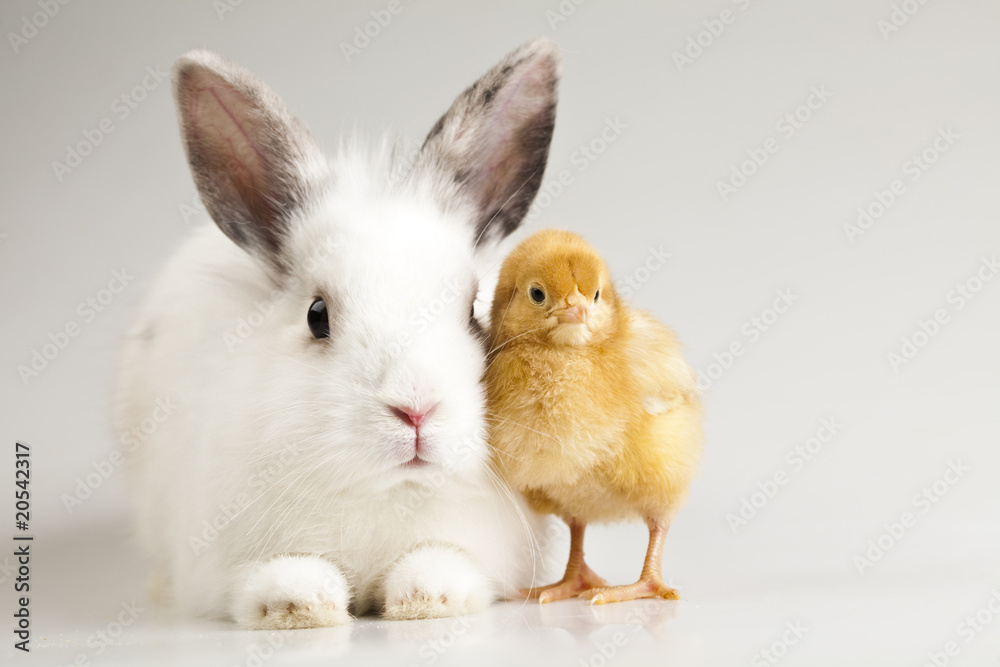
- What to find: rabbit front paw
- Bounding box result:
[382,545,492,620]
[234,554,352,629]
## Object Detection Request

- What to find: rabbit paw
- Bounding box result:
[234,554,352,629]
[382,545,492,620]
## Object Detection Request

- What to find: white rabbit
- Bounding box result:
[114,38,560,629]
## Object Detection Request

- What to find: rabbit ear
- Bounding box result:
[173,50,329,274]
[417,38,559,248]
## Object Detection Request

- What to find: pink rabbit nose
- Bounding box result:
[390,405,435,429]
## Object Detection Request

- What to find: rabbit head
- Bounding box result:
[171,40,559,493]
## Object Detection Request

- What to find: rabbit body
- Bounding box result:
[115,41,560,628]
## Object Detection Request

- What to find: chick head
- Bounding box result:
[491,229,618,347]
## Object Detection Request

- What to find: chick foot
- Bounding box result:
[521,562,609,603]
[579,575,679,605]
[520,518,609,603]
[579,517,679,605]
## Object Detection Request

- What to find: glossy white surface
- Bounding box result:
[19,519,1000,666]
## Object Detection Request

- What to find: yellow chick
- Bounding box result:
[485,229,703,604]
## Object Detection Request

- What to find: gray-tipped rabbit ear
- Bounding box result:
[417,38,560,248]
[173,50,330,274]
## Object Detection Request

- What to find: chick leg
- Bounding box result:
[579,517,679,605]
[520,519,609,603]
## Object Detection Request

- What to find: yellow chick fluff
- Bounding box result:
[486,229,703,604]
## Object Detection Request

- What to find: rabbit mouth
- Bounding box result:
[400,455,430,469]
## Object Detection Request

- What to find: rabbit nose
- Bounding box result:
[390,404,436,429]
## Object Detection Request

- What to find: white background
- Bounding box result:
[1,1,998,665]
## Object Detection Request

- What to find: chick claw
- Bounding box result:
[520,563,609,604]
[579,575,679,605]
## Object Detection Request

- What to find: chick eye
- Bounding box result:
[529,286,546,304]
[307,298,330,339]
[594,289,601,302]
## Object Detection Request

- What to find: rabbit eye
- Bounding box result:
[307,298,330,339]
[529,286,546,304]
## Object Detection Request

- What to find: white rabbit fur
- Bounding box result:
[115,40,560,629]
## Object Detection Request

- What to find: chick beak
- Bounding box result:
[556,299,590,325]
